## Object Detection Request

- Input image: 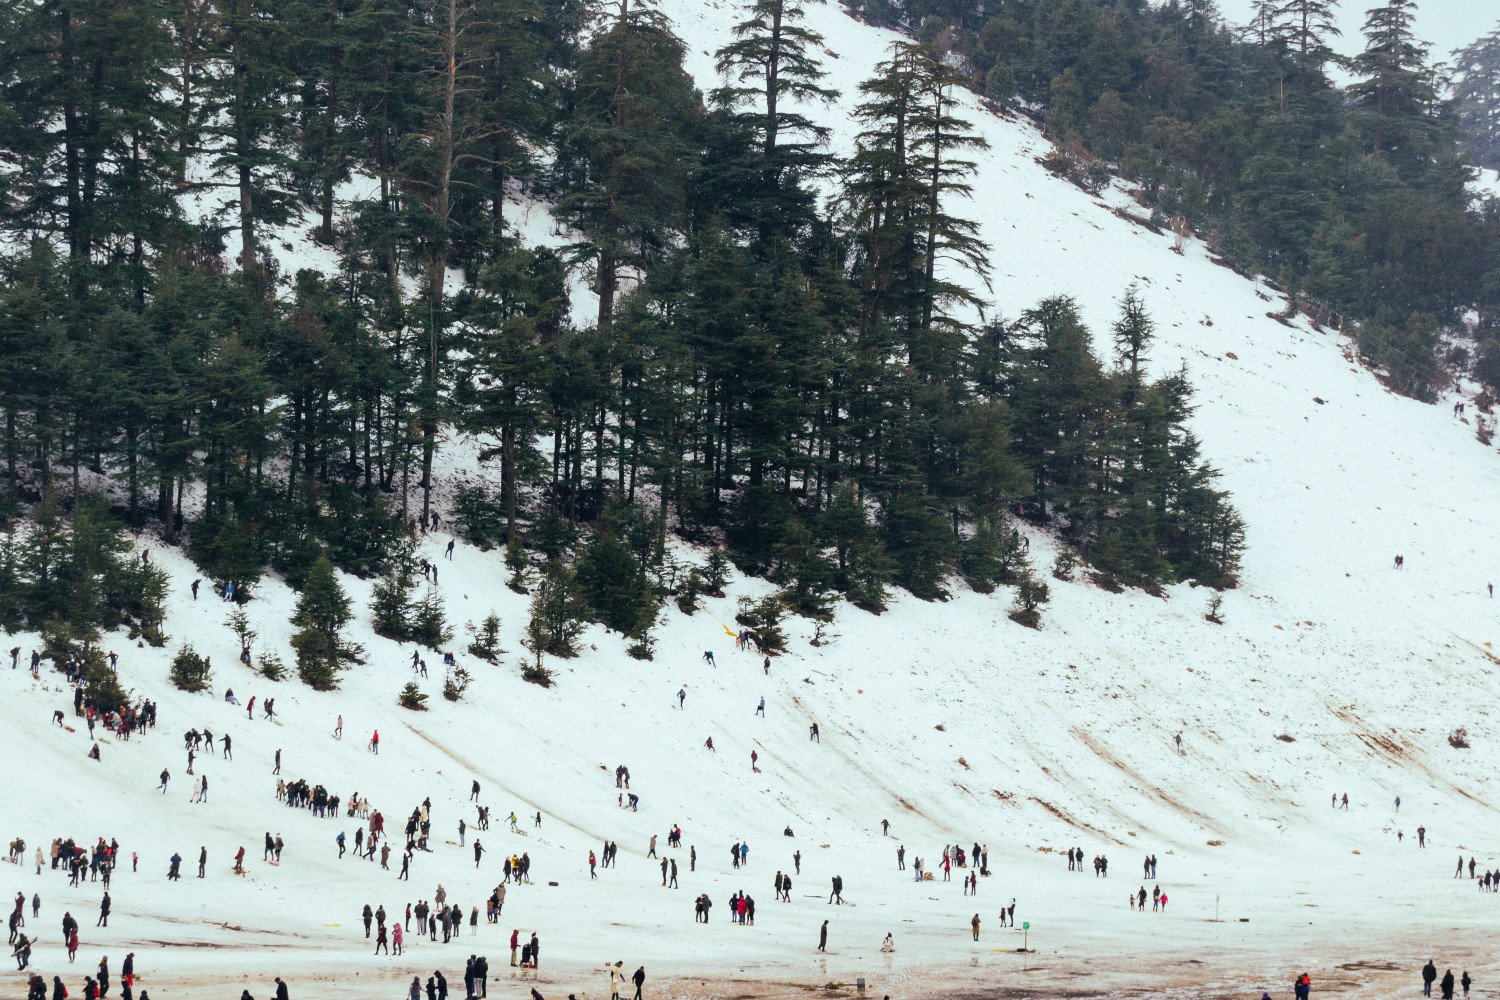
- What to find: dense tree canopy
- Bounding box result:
[5,0,1383,662]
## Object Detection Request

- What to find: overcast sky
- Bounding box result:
[1216,0,1496,62]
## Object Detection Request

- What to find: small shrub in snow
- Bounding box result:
[408,589,452,649]
[1052,549,1079,582]
[1448,727,1470,749]
[521,660,554,688]
[258,652,287,682]
[226,608,257,652]
[674,569,704,615]
[1205,593,1224,624]
[398,681,428,711]
[1009,567,1050,629]
[442,667,471,702]
[169,645,211,693]
[504,539,530,593]
[626,611,658,661]
[703,549,731,597]
[468,614,502,662]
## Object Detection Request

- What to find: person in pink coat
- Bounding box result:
[392,922,404,955]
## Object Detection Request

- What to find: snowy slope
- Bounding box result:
[5,3,1500,1000]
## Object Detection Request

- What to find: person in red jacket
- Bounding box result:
[369,732,380,755]
[509,929,519,967]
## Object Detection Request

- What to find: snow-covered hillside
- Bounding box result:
[5,3,1500,1000]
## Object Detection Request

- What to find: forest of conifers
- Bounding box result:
[4,0,1491,662]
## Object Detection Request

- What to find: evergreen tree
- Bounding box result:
[199,0,299,269]
[170,645,213,692]
[555,0,703,331]
[575,523,654,634]
[713,0,839,238]
[1347,0,1445,177]
[456,245,565,543]
[1274,0,1341,79]
[524,558,588,658]
[1453,26,1500,170]
[291,552,357,688]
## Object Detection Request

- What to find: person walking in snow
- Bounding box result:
[473,841,484,868]
[750,750,759,772]
[369,731,379,754]
[678,688,686,709]
[755,697,765,717]
[702,650,715,667]
[817,920,828,952]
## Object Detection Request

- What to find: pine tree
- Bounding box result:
[576,525,653,634]
[468,612,503,661]
[713,0,839,239]
[555,0,703,331]
[0,0,182,288]
[409,587,452,648]
[1452,26,1500,170]
[199,0,299,270]
[1112,283,1155,381]
[1273,0,1340,78]
[524,558,588,658]
[170,645,213,692]
[456,245,564,543]
[1347,0,1444,176]
[291,552,357,689]
[821,482,894,610]
[370,564,417,640]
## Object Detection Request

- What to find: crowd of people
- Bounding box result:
[5,541,1496,1000]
